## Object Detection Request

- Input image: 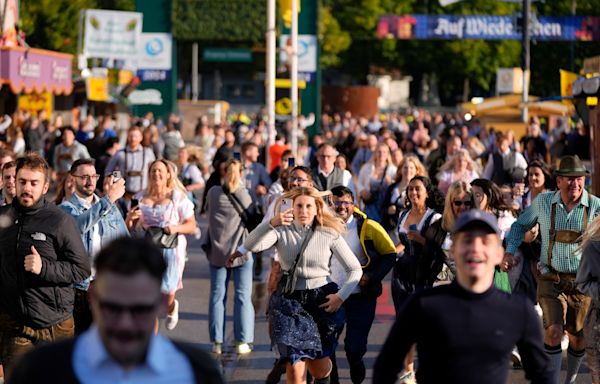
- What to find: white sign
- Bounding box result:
[279,34,317,73]
[496,68,524,94]
[128,89,163,105]
[138,33,172,70]
[83,9,143,61]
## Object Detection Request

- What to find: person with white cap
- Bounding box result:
[373,210,552,384]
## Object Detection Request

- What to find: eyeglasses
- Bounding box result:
[453,200,472,207]
[97,299,160,320]
[289,177,308,183]
[334,201,353,207]
[72,174,100,182]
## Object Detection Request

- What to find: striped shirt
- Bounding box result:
[244,221,362,300]
[505,190,600,273]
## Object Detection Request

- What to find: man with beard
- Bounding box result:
[0,152,89,376]
[330,186,396,384]
[8,237,224,383]
[504,155,600,384]
[59,158,129,334]
[0,161,16,206]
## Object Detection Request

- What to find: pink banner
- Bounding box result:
[0,46,73,95]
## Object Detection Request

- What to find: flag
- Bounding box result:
[559,69,578,104]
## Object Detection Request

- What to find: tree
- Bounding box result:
[20,0,135,54]
[319,5,351,67]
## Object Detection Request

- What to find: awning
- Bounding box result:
[0,46,73,95]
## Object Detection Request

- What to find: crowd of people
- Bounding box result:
[0,106,598,384]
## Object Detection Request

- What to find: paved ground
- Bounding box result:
[163,220,593,383]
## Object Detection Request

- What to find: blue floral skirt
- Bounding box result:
[268,282,344,365]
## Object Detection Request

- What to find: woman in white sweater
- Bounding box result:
[229,187,361,384]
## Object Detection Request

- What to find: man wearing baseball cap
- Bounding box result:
[504,155,600,384]
[374,210,551,384]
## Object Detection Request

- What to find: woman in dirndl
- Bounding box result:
[229,186,361,384]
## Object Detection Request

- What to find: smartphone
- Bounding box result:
[288,157,296,167]
[131,199,139,209]
[279,198,293,213]
[409,224,417,231]
[233,152,241,161]
[112,170,122,180]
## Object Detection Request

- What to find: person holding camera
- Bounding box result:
[356,143,396,223]
[125,159,197,331]
[229,187,361,384]
[59,159,129,334]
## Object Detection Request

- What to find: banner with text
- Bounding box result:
[377,14,600,41]
[83,9,143,61]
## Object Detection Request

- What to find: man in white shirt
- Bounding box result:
[8,238,224,384]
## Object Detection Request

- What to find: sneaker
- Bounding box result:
[165,299,179,330]
[236,342,252,355]
[212,343,222,355]
[398,370,416,384]
[511,348,522,369]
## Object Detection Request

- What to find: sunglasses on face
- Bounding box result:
[453,200,472,207]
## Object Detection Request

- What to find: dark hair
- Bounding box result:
[290,165,314,182]
[405,175,445,213]
[95,237,166,281]
[2,160,16,172]
[104,137,120,150]
[526,159,555,190]
[331,185,354,200]
[241,141,258,153]
[62,125,76,135]
[470,178,511,213]
[69,158,96,174]
[16,151,50,182]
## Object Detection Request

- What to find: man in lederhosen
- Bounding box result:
[504,155,600,384]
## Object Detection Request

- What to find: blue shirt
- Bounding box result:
[73,326,195,384]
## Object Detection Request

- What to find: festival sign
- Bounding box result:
[0,46,72,94]
[83,9,143,61]
[377,14,600,41]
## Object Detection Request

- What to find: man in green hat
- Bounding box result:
[504,155,599,384]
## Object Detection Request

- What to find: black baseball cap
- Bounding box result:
[452,210,501,236]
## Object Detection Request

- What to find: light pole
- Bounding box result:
[521,0,531,124]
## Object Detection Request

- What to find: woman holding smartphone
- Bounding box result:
[229,187,361,384]
[392,176,443,383]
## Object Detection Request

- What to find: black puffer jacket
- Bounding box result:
[0,197,90,328]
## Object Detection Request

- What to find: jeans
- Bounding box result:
[209,258,255,344]
[343,293,377,361]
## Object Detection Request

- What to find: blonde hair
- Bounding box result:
[442,181,472,232]
[224,159,243,192]
[277,187,345,234]
[438,148,478,174]
[395,154,427,182]
[146,159,187,197]
[581,214,600,253]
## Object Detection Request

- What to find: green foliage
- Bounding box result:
[20,0,135,54]
[172,0,266,42]
[319,5,351,67]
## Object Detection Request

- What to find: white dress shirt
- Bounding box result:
[73,326,195,384]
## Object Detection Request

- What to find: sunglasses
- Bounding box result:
[453,200,472,207]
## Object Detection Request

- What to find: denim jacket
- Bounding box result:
[59,194,130,290]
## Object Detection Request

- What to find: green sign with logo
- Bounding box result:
[203,48,252,63]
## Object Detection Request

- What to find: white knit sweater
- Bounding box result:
[244,221,362,301]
